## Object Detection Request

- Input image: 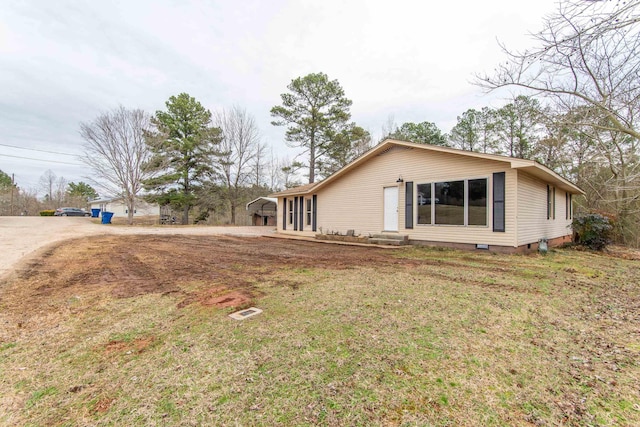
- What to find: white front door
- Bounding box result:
[383,186,399,231]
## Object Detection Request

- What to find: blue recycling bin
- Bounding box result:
[101,211,114,224]
[91,208,101,218]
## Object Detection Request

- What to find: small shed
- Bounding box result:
[246,197,277,226]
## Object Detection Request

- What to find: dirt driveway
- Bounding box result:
[0,216,275,279]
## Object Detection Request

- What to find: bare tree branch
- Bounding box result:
[79,106,153,225]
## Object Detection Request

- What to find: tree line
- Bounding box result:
[0,168,98,216]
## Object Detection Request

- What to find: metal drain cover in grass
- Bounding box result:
[229,307,263,320]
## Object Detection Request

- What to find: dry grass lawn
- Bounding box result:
[0,235,639,426]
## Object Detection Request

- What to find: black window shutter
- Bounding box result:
[493,172,505,232]
[405,181,413,229]
[299,197,304,231]
[547,185,551,220]
[282,198,287,230]
[312,195,317,232]
[293,197,298,231]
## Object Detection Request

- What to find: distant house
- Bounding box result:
[89,197,160,218]
[271,139,584,252]
[246,197,277,226]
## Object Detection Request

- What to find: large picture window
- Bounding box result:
[435,180,464,225]
[468,179,487,226]
[417,183,432,225]
[416,178,488,226]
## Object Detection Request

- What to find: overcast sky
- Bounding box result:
[0,0,559,194]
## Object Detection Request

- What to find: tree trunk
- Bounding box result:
[182,205,189,225]
[309,132,316,184]
[126,195,135,225]
[230,203,236,225]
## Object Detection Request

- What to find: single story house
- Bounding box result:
[246,197,277,226]
[270,139,584,252]
[89,197,160,217]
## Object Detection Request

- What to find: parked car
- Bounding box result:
[54,207,91,217]
[417,194,440,205]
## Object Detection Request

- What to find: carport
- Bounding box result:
[246,197,277,226]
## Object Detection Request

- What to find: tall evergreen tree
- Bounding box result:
[393,121,447,146]
[0,169,12,189]
[271,72,353,183]
[449,108,499,154]
[449,110,481,151]
[495,96,542,159]
[317,124,371,178]
[143,93,223,224]
[66,182,98,201]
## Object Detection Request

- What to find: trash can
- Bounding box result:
[101,211,114,224]
[91,208,101,218]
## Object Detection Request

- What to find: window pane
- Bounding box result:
[468,179,487,226]
[417,183,431,225]
[435,181,464,225]
[288,200,294,223]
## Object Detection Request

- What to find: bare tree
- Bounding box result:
[39,169,65,208]
[379,114,398,143]
[80,106,152,225]
[265,151,285,191]
[476,0,640,140]
[213,105,260,224]
[16,187,40,216]
[251,141,268,188]
[477,0,640,244]
[39,169,54,206]
[54,176,68,207]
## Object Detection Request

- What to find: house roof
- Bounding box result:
[89,197,120,204]
[246,197,277,216]
[246,197,277,210]
[89,196,157,205]
[270,139,585,196]
[270,182,319,197]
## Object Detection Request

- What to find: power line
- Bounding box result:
[0,142,78,156]
[0,153,84,166]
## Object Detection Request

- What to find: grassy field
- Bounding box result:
[0,236,639,426]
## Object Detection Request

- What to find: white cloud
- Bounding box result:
[0,0,558,189]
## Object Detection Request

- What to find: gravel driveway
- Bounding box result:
[0,216,275,279]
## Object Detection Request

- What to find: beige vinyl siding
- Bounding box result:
[516,171,572,246]
[316,146,518,246]
[277,198,286,231]
[277,196,314,232]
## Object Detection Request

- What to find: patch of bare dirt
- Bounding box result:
[199,290,252,308]
[0,235,410,323]
[93,397,115,414]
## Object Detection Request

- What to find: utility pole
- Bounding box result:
[10,173,15,216]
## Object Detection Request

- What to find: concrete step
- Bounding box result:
[371,234,409,242]
[369,238,408,246]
